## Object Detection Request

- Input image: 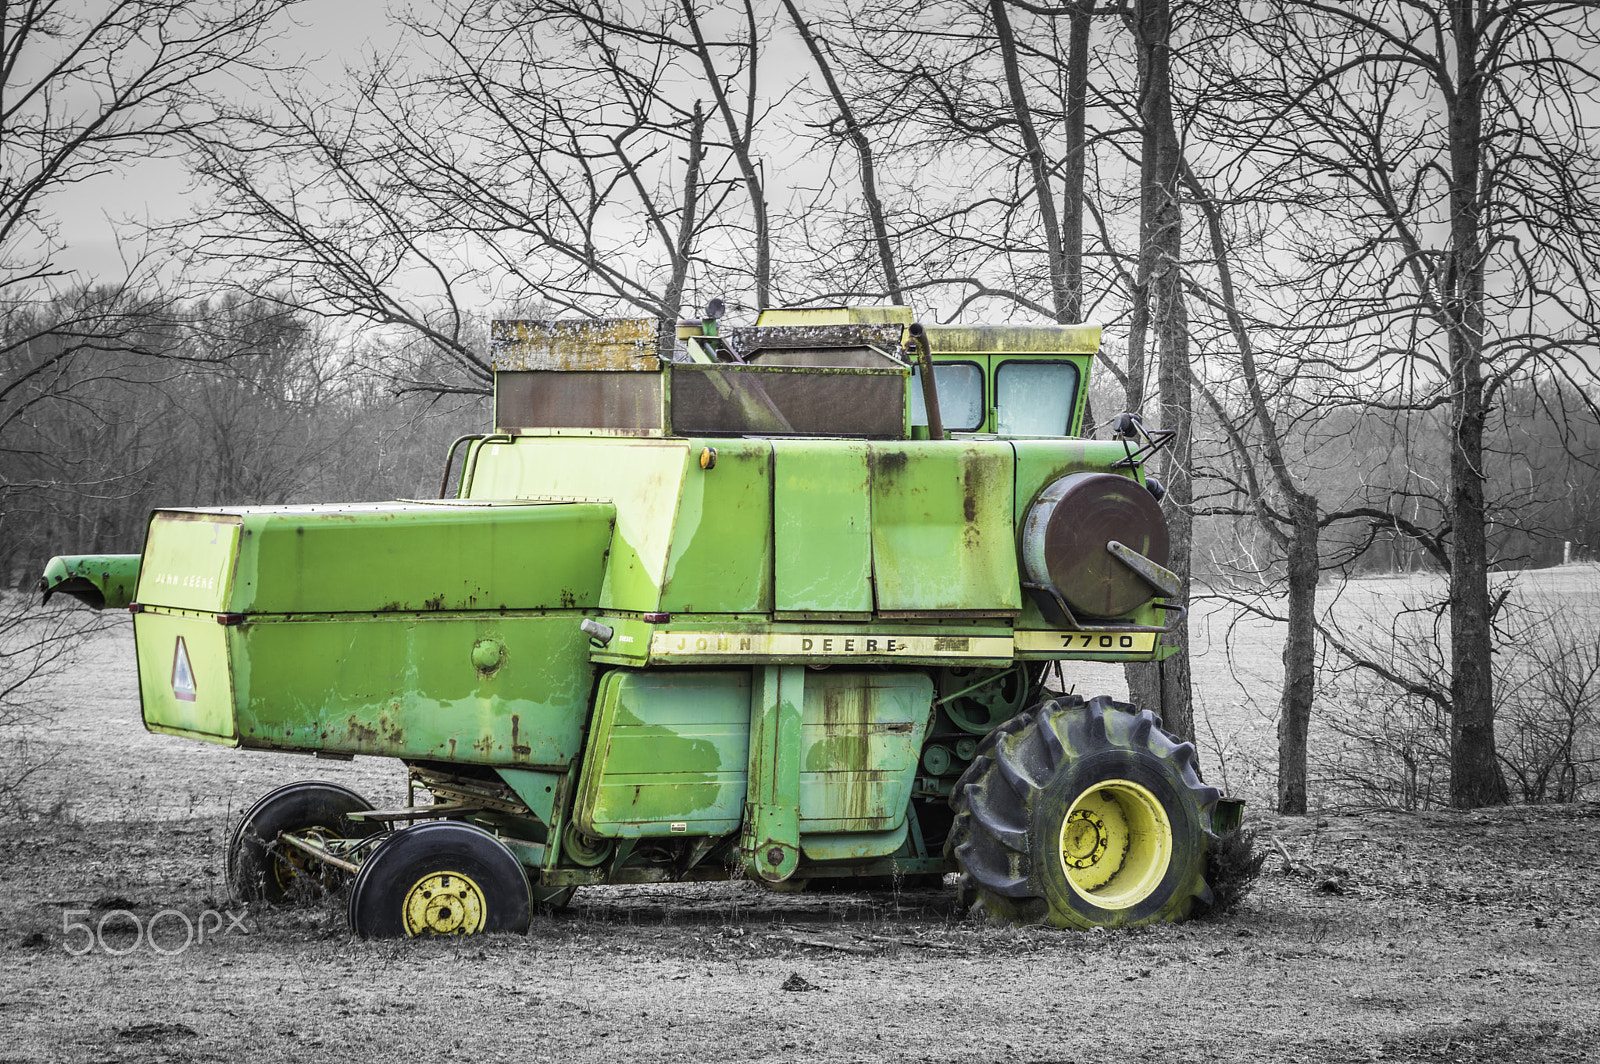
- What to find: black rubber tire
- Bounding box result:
[228,781,378,906]
[947,695,1219,929]
[347,821,532,938]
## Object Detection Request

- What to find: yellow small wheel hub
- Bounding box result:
[273,827,341,897]
[1062,809,1110,868]
[1059,779,1173,910]
[402,871,487,936]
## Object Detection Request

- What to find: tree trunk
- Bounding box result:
[1183,156,1321,810]
[1125,0,1193,742]
[1444,0,1507,807]
[658,103,706,361]
[1061,1,1090,324]
[1277,502,1318,813]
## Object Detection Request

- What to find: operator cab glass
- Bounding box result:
[996,360,1080,436]
[909,361,985,432]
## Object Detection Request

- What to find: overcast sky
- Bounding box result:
[53,0,402,282]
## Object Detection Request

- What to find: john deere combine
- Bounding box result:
[41,307,1237,937]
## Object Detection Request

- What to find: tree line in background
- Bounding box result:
[4,0,1599,811]
[0,288,481,584]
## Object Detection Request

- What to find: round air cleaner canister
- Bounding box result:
[1021,471,1170,618]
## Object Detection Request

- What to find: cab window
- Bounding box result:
[910,361,985,432]
[996,360,1079,436]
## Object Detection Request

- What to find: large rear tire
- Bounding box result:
[229,781,378,906]
[347,821,532,938]
[947,695,1219,929]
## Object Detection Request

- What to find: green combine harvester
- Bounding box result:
[41,307,1239,937]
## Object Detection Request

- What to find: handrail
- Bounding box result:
[438,434,487,498]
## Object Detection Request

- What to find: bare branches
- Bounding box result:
[1,0,301,287]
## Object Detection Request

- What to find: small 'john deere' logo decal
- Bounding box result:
[171,636,197,702]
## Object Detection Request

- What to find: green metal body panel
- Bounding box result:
[796,670,932,832]
[138,611,597,766]
[570,667,930,868]
[463,438,687,612]
[139,512,241,612]
[497,768,565,825]
[573,669,753,838]
[465,436,1028,619]
[38,553,141,610]
[659,440,772,614]
[773,440,873,616]
[133,499,612,764]
[137,500,614,615]
[134,610,238,744]
[799,823,910,862]
[867,442,1020,613]
[230,614,595,765]
[922,323,1100,356]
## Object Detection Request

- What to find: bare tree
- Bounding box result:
[0,0,302,803]
[1226,0,1600,807]
[782,0,904,304]
[178,0,781,377]
[2,0,300,582]
[1,0,296,290]
[824,0,1134,325]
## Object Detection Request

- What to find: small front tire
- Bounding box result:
[229,781,378,906]
[347,821,532,938]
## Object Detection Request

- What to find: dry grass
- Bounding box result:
[3,571,1600,1061]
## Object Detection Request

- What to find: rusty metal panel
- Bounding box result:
[669,363,908,438]
[922,323,1102,355]
[725,323,906,365]
[231,612,596,767]
[868,442,1021,614]
[797,670,931,833]
[38,553,141,610]
[491,318,661,371]
[220,500,614,615]
[744,665,805,880]
[754,306,913,327]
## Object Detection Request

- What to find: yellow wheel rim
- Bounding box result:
[1059,779,1173,910]
[402,871,487,936]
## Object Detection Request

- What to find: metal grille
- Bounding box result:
[670,364,908,437]
[495,370,663,433]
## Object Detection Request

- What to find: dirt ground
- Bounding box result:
[3,619,1599,1063]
